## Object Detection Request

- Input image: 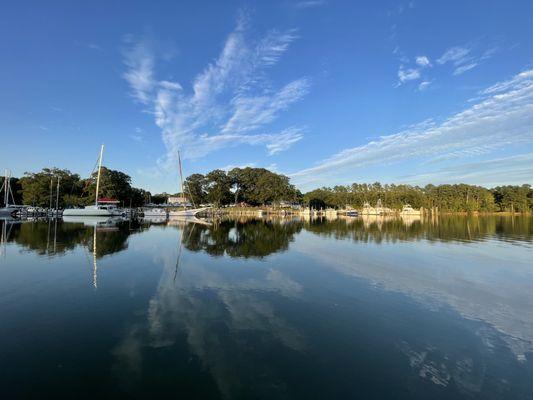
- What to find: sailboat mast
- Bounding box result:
[178,150,184,198]
[55,176,61,211]
[49,175,53,210]
[95,144,104,207]
[3,169,9,207]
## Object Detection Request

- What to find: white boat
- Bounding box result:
[399,204,421,215]
[168,207,209,218]
[62,215,125,227]
[167,151,210,220]
[63,145,125,218]
[0,170,20,217]
[167,215,212,226]
[142,207,168,217]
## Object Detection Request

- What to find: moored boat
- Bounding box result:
[142,207,168,218]
[399,204,421,216]
[63,145,126,217]
[0,170,21,217]
[168,207,209,218]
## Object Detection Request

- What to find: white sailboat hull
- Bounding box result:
[0,207,18,216]
[168,208,208,218]
[63,206,125,217]
[142,208,168,217]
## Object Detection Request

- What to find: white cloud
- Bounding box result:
[292,0,326,9]
[123,16,307,173]
[291,69,533,187]
[159,80,182,91]
[453,62,478,76]
[265,127,304,155]
[88,43,102,51]
[418,80,431,91]
[398,66,421,83]
[397,153,533,187]
[222,79,309,134]
[219,163,257,172]
[437,44,498,76]
[415,55,431,67]
[122,38,155,104]
[437,46,471,65]
[129,134,143,143]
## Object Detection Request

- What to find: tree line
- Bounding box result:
[303,183,533,212]
[3,166,532,212]
[178,167,301,207]
[4,167,150,208]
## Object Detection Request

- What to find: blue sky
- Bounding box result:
[1,0,532,193]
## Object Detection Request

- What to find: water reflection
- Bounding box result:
[1,215,532,398]
[1,215,531,261]
[0,217,141,258]
[110,215,533,398]
[181,218,303,258]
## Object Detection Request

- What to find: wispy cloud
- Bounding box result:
[398,153,533,187]
[437,44,498,75]
[418,80,431,91]
[397,55,431,86]
[415,55,431,67]
[123,15,307,172]
[398,67,421,84]
[291,69,533,187]
[291,0,326,9]
[437,46,471,66]
[219,162,257,171]
[123,37,155,104]
[88,43,102,51]
[397,153,533,187]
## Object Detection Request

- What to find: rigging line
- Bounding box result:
[80,154,101,195]
[177,149,196,208]
[174,223,196,283]
[8,181,16,205]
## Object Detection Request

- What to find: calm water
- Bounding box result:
[1,215,532,399]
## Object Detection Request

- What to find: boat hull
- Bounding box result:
[168,208,208,218]
[63,208,124,217]
[0,207,18,217]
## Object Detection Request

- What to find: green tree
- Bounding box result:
[205,169,232,206]
[184,173,206,205]
[19,168,82,207]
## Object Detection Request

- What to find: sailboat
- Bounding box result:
[168,150,209,218]
[0,170,21,217]
[63,145,125,217]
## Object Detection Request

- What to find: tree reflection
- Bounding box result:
[2,218,143,258]
[182,218,303,258]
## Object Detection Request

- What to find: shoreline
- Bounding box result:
[213,207,531,217]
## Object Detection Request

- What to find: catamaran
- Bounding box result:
[0,170,22,217]
[63,145,125,217]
